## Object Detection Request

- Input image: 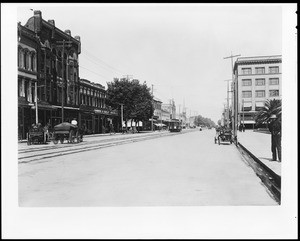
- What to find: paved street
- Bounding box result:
[19,129,277,206]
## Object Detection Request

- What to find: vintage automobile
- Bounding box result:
[27,124,47,145]
[52,122,83,144]
[215,128,232,145]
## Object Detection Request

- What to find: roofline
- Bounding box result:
[233,55,282,71]
[42,19,80,44]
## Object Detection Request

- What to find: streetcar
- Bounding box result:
[169,119,182,132]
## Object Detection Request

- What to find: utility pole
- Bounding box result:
[224,52,241,142]
[35,81,38,124]
[120,103,124,132]
[223,79,232,128]
[56,40,72,123]
[151,84,154,131]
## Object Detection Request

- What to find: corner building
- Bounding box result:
[233,55,282,129]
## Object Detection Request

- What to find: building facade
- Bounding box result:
[233,55,282,130]
[79,79,118,134]
[18,10,118,137]
[18,23,38,139]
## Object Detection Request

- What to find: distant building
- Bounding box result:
[233,55,282,129]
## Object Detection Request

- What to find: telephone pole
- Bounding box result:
[151,84,154,131]
[224,52,241,141]
[223,79,232,128]
[56,40,72,122]
[120,103,124,132]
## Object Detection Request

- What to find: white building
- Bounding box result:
[232,55,282,130]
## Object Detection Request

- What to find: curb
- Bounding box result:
[237,142,281,186]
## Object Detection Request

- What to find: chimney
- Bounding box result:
[74,35,81,42]
[34,10,42,18]
[48,19,55,26]
[75,36,81,54]
[34,10,42,33]
[65,29,71,36]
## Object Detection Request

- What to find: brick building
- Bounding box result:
[18,10,119,137]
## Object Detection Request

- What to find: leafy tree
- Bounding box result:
[194,115,216,127]
[106,78,153,129]
[255,99,282,126]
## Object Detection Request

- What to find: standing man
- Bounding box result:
[268,114,281,161]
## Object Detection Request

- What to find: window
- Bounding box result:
[242,79,252,86]
[242,91,252,98]
[255,67,265,74]
[18,49,22,68]
[23,51,27,69]
[242,102,252,111]
[269,90,279,97]
[269,78,279,85]
[255,78,265,86]
[255,90,265,97]
[255,102,265,111]
[269,66,279,73]
[242,68,252,75]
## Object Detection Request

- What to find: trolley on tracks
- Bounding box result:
[52,122,83,144]
[169,119,182,132]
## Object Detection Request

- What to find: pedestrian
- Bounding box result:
[268,114,281,162]
[242,124,245,132]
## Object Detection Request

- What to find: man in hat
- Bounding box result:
[268,114,281,161]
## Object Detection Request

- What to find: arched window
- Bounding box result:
[23,50,27,69]
[18,47,23,68]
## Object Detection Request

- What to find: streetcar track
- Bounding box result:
[18,131,187,164]
[18,132,173,154]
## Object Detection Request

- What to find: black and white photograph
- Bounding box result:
[2,2,297,239]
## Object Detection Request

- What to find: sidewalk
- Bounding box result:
[237,130,281,177]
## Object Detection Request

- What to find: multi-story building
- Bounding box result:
[162,99,176,120]
[232,55,282,130]
[18,10,118,137]
[152,97,162,129]
[79,78,118,134]
[18,23,38,139]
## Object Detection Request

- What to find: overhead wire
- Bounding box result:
[81,47,126,75]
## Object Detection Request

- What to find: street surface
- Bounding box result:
[19,129,277,206]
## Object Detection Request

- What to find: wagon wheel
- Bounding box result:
[214,137,217,144]
[27,139,31,145]
[53,139,58,144]
[60,137,64,144]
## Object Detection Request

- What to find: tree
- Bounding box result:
[255,99,282,161]
[255,99,282,126]
[194,114,216,127]
[106,78,153,129]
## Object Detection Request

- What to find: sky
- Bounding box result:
[15,3,283,123]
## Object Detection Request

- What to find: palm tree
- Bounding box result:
[255,99,282,127]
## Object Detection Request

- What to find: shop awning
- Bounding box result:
[241,120,255,124]
[255,102,265,107]
[243,102,252,108]
[154,123,166,127]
